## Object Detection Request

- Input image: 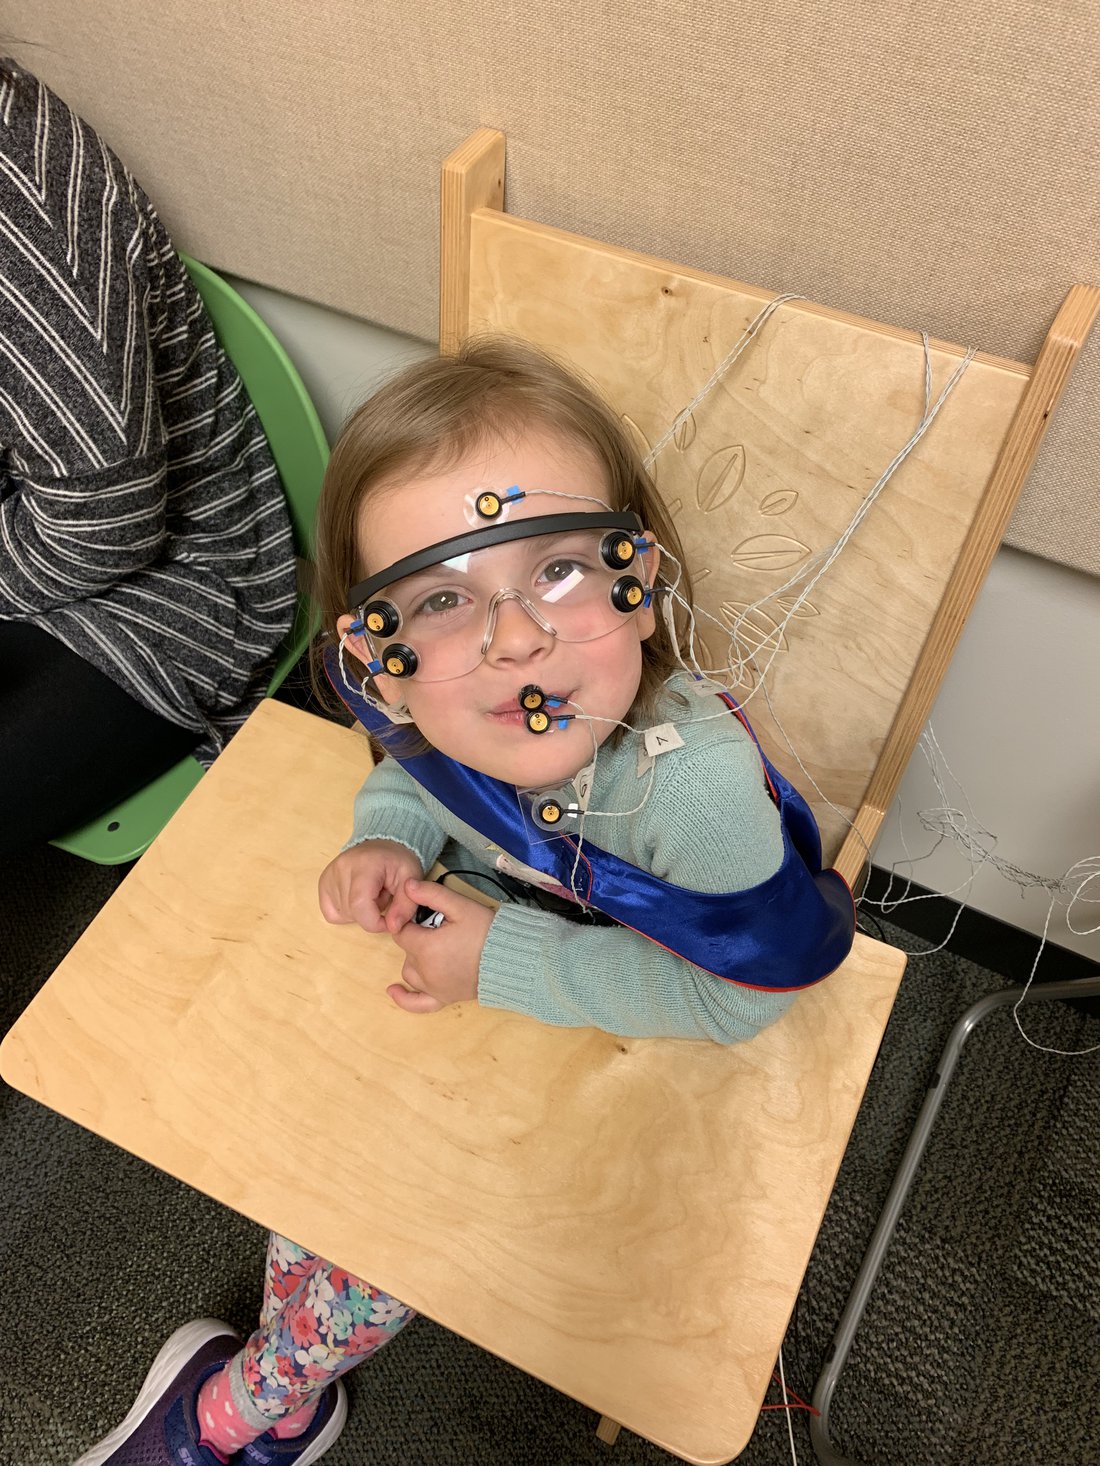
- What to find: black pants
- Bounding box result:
[0,622,200,855]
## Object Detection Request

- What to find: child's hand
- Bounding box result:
[317,841,423,935]
[387,878,494,1013]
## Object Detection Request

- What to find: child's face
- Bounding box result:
[339,426,659,788]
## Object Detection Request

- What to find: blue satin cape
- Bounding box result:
[326,652,855,991]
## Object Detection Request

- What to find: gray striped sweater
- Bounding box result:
[0,60,296,762]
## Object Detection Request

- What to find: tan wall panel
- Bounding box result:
[4,0,1098,572]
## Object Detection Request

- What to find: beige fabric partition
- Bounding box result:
[7,0,1098,572]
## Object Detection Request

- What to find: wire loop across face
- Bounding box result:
[347,510,651,684]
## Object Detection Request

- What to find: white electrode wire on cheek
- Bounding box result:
[337,631,360,695]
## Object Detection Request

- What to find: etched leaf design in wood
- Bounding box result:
[759,488,798,516]
[774,594,820,619]
[696,444,746,512]
[673,413,697,453]
[730,535,810,572]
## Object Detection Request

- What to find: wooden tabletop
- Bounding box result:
[0,698,905,1464]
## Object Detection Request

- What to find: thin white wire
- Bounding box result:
[861,728,999,955]
[722,341,976,695]
[601,306,1099,1059]
[643,294,806,469]
[1011,858,1100,1056]
[777,1346,799,1466]
[641,332,974,708]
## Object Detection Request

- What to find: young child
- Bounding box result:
[79,338,853,1466]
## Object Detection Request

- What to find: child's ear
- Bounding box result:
[336,612,370,663]
[336,612,404,706]
[636,538,662,641]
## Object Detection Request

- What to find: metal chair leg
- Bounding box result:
[810,973,1100,1466]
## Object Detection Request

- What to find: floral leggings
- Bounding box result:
[226,1231,417,1428]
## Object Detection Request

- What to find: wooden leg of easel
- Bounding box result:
[596,1416,622,1446]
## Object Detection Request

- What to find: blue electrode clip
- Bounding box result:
[544,696,573,730]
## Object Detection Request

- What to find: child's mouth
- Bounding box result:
[485,691,576,726]
[484,705,529,726]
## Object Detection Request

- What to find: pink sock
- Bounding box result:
[268,1398,320,1439]
[196,1364,260,1457]
[195,1364,321,1453]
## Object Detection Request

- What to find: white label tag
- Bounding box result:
[643,723,685,758]
[637,743,655,777]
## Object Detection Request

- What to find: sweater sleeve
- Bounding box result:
[0,147,170,618]
[343,755,449,873]
[0,452,168,617]
[477,733,795,1043]
[478,906,795,1042]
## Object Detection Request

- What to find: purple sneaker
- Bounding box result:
[239,1380,347,1466]
[74,1319,241,1466]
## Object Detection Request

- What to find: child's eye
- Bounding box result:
[538,557,586,585]
[411,588,469,619]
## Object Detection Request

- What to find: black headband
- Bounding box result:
[346,510,645,610]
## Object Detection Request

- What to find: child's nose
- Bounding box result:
[484,594,555,666]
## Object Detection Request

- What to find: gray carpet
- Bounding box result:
[2,840,1098,1466]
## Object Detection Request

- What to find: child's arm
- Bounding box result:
[342,754,450,872]
[477,734,796,1043]
[477,908,795,1043]
[318,755,451,935]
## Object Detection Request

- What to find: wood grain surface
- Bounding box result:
[2,699,905,1464]
[463,204,1040,868]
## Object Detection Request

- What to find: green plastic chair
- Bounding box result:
[51,256,329,864]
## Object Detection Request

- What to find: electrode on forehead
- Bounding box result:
[468,485,526,522]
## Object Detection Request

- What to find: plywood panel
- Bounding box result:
[0,699,905,1465]
[466,210,1030,861]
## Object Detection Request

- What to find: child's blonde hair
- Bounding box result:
[312,336,694,736]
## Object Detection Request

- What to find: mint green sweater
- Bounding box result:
[346,676,795,1043]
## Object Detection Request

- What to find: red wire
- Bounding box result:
[763,1372,820,1417]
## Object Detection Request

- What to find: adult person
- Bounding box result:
[0,57,297,853]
